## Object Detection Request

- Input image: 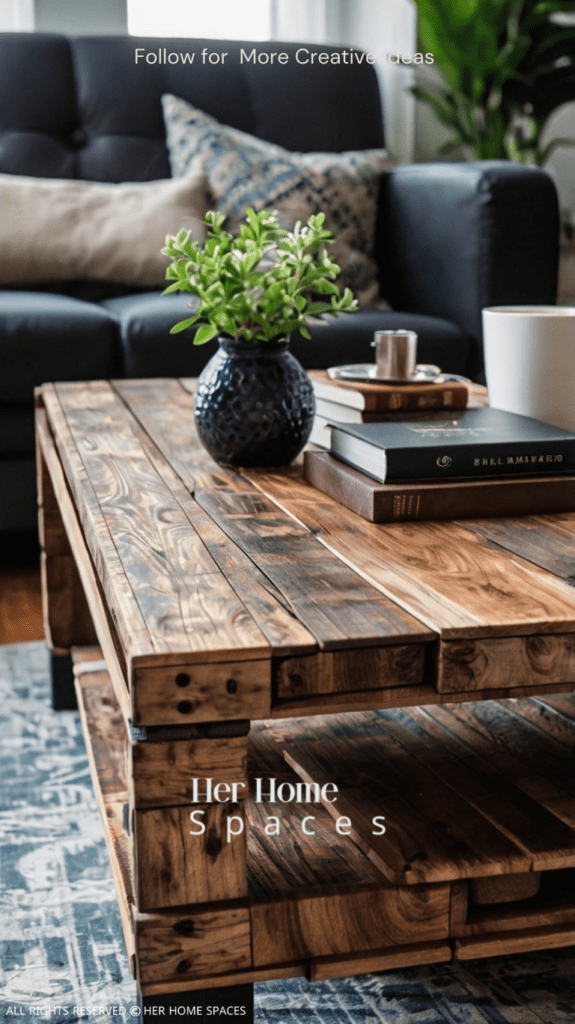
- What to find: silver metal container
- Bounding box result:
[372,329,418,381]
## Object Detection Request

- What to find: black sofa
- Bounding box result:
[0,33,560,533]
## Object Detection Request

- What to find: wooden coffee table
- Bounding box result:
[35,378,575,1014]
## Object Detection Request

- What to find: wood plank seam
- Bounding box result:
[111,379,308,658]
[45,381,269,674]
[41,384,152,662]
[36,411,132,722]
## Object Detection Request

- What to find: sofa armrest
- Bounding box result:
[378,161,559,376]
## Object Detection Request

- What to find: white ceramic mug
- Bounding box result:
[482,306,575,431]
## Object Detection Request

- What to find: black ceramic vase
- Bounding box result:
[193,337,315,467]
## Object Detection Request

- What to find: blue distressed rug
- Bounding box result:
[1,642,574,1023]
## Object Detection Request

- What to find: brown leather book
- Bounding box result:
[304,449,575,522]
[309,369,469,412]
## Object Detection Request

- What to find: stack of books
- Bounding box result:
[308,370,470,449]
[305,387,575,521]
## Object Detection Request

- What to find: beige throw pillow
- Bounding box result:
[0,173,210,287]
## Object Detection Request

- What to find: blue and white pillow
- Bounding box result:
[161,93,393,307]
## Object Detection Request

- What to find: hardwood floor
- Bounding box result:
[0,533,44,645]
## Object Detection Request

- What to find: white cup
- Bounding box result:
[482,306,575,431]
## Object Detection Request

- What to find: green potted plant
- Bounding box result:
[411,0,575,164]
[162,207,357,466]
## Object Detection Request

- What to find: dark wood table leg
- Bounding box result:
[50,651,76,710]
[138,982,254,1020]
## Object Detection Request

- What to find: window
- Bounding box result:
[128,0,271,39]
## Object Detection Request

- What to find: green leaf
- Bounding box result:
[162,281,193,295]
[305,302,333,316]
[193,323,220,345]
[169,316,199,334]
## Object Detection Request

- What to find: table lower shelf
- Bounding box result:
[73,647,575,998]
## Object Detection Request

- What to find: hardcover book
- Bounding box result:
[309,407,475,449]
[304,449,575,522]
[329,407,575,483]
[309,369,469,412]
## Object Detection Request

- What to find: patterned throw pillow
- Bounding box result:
[161,93,393,307]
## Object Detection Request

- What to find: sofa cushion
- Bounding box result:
[161,93,392,306]
[0,457,38,532]
[0,407,35,455]
[102,292,474,379]
[0,172,209,288]
[0,36,384,184]
[0,292,121,403]
[102,292,212,378]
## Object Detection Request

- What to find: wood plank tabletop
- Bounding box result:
[38,377,575,704]
[245,467,575,640]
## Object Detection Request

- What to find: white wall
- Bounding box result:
[273,0,343,44]
[34,0,127,34]
[340,0,417,164]
[542,104,575,226]
[0,0,33,30]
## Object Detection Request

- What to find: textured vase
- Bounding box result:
[193,337,315,467]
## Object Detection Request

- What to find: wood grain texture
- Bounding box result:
[131,734,249,809]
[449,881,468,934]
[244,466,575,640]
[37,411,96,650]
[284,735,530,885]
[74,662,135,966]
[135,904,252,984]
[470,872,541,904]
[114,378,432,651]
[132,659,270,726]
[374,707,575,873]
[270,682,440,719]
[251,882,450,966]
[454,921,575,960]
[269,678,575,718]
[504,695,575,750]
[438,633,575,692]
[309,940,452,981]
[75,661,128,801]
[415,703,575,828]
[459,513,575,581]
[37,410,132,722]
[459,868,575,937]
[114,378,317,657]
[40,551,97,652]
[134,803,248,911]
[0,566,44,646]
[43,381,268,674]
[246,721,383,901]
[537,693,575,729]
[139,962,306,998]
[73,646,575,985]
[194,485,431,650]
[275,645,425,698]
[36,404,72,558]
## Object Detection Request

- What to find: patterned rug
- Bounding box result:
[1,642,575,1024]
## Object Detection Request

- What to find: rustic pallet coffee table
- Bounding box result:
[35,378,575,1014]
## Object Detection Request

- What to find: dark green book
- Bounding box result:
[328,407,575,482]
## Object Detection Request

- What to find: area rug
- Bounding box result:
[1,642,574,1024]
